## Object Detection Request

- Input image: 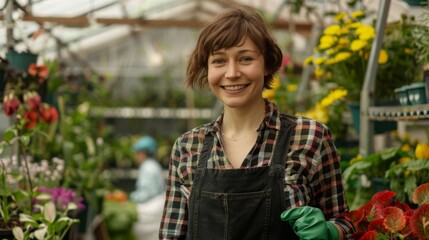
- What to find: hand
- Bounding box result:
[280,206,339,240]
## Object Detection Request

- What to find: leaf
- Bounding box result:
[3,127,17,142]
[371,190,396,207]
[34,227,47,240]
[19,213,36,223]
[383,207,406,233]
[368,218,386,233]
[360,230,378,240]
[410,204,429,239]
[413,183,429,205]
[44,201,56,223]
[12,227,24,240]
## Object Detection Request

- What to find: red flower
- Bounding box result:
[24,92,42,111]
[22,110,39,129]
[40,105,59,123]
[3,95,21,116]
[28,63,49,84]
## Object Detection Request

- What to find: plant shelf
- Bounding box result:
[368,103,429,121]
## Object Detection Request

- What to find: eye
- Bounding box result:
[211,58,225,65]
[240,56,253,63]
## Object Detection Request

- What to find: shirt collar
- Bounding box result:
[205,99,282,135]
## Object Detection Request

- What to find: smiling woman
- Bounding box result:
[159,6,354,240]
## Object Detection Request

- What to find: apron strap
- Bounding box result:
[198,133,214,170]
[270,114,297,176]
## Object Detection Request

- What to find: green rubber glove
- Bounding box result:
[280,206,339,240]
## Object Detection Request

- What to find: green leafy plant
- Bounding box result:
[343,147,410,209]
[12,200,79,240]
[386,142,429,203]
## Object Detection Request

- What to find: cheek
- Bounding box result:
[207,67,223,85]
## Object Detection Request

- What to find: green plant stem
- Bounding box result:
[19,141,33,210]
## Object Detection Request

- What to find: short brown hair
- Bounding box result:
[186,6,283,89]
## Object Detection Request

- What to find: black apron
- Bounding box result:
[187,115,299,240]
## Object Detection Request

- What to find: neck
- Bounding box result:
[221,99,265,135]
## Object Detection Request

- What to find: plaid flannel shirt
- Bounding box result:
[159,100,354,239]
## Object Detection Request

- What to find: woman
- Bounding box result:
[159,6,354,240]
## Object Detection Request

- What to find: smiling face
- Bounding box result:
[207,37,266,109]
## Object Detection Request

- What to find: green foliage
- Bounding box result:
[102,200,138,240]
[386,159,429,203]
[13,201,79,240]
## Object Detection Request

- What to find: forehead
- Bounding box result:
[211,37,260,54]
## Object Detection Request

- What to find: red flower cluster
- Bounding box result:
[2,63,58,128]
[350,183,429,240]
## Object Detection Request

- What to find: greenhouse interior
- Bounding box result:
[1,0,429,239]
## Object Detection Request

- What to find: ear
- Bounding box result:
[264,67,270,76]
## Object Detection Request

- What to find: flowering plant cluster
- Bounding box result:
[262,77,350,141]
[350,182,429,239]
[305,11,419,101]
[2,60,58,127]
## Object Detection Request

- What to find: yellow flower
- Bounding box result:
[350,39,367,51]
[404,48,412,55]
[351,10,365,19]
[334,52,352,63]
[401,144,411,152]
[334,12,347,22]
[314,68,325,79]
[415,143,429,159]
[356,25,375,40]
[324,25,341,36]
[319,35,337,49]
[338,38,349,47]
[270,75,281,90]
[303,56,313,65]
[262,89,275,100]
[349,22,363,29]
[378,49,388,64]
[313,57,325,65]
[286,84,297,92]
[399,157,411,164]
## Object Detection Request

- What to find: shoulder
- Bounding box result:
[290,116,333,145]
[172,122,213,154]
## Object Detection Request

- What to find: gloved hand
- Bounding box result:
[280,206,339,240]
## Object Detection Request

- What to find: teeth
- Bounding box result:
[224,85,246,91]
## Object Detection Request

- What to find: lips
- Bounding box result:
[222,84,248,91]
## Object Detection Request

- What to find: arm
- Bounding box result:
[281,120,354,239]
[159,139,188,240]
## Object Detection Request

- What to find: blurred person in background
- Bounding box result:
[130,135,166,240]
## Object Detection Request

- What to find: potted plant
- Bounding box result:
[349,182,429,239]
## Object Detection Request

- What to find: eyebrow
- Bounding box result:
[211,49,259,56]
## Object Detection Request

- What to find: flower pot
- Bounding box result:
[394,86,411,106]
[0,229,14,240]
[405,82,427,105]
[403,0,424,6]
[5,51,38,72]
[348,102,397,134]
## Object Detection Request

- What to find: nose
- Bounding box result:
[225,62,241,79]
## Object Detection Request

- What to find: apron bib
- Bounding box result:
[187,115,299,240]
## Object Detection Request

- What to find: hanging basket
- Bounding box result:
[6,51,38,72]
[348,101,397,134]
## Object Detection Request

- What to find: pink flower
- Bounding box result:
[40,105,59,123]
[24,92,42,111]
[3,95,21,116]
